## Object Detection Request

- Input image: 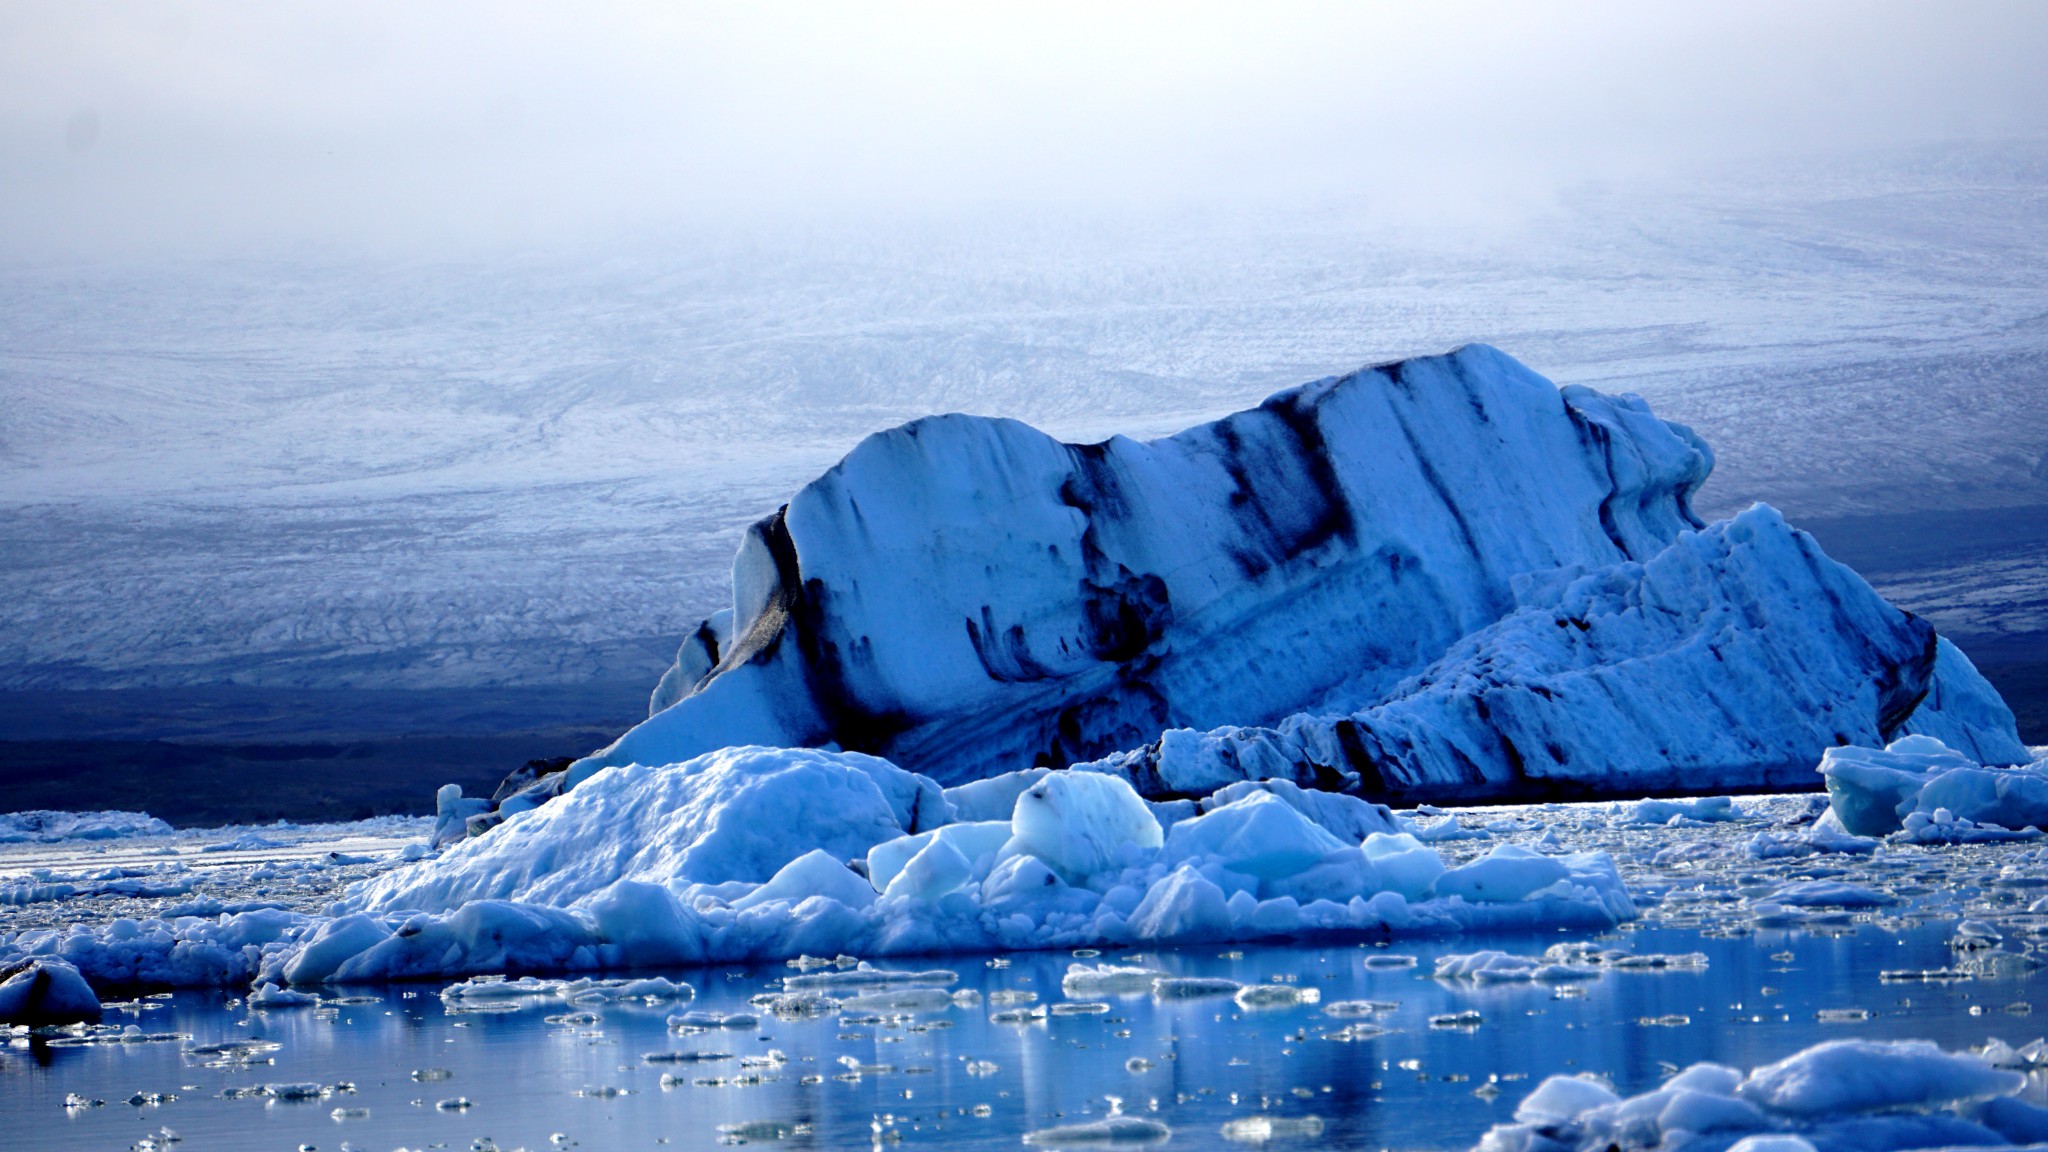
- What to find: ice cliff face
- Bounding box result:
[574,345,1716,788]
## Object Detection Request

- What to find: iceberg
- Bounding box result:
[570,345,1719,791]
[496,343,2018,825]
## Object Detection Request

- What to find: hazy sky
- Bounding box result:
[4,1,2048,258]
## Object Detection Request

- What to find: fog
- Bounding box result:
[6,1,2048,258]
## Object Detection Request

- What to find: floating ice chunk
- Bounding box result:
[1434,951,1597,984]
[0,958,102,1026]
[1736,1039,2023,1117]
[441,976,563,1005]
[668,1010,758,1029]
[1063,963,1167,997]
[1435,845,1569,903]
[839,987,955,1013]
[1234,983,1319,1010]
[1023,1117,1171,1146]
[1622,796,1741,824]
[1322,999,1397,1017]
[1152,976,1243,999]
[245,983,319,1008]
[203,831,287,853]
[1163,791,1349,881]
[1766,880,1895,908]
[1219,1115,1325,1143]
[1008,771,1162,885]
[781,963,956,991]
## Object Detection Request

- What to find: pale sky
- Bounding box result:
[4,1,2047,258]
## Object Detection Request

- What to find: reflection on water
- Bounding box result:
[5,922,2041,1152]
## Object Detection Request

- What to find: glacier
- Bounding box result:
[554,344,2022,815]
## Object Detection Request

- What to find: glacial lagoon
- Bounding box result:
[12,920,2045,1152]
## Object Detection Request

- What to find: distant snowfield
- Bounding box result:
[3,142,2046,693]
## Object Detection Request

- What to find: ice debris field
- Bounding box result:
[10,347,2048,1149]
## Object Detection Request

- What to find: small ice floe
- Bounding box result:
[1153,976,1243,1000]
[245,983,320,1008]
[1023,1116,1171,1147]
[1362,953,1418,969]
[1219,1115,1325,1143]
[717,1119,811,1142]
[1764,880,1895,908]
[1064,963,1166,996]
[838,987,953,1013]
[645,1050,733,1064]
[1619,796,1743,825]
[1469,1038,2035,1152]
[263,1082,330,1101]
[1429,1010,1482,1030]
[1435,951,1599,985]
[202,833,286,853]
[1234,984,1320,1011]
[1323,1023,1391,1042]
[185,1038,282,1067]
[1053,1001,1112,1015]
[751,991,841,1019]
[1322,1000,1397,1017]
[669,1010,759,1030]
[989,1005,1049,1024]
[781,964,956,991]
[1436,944,1704,985]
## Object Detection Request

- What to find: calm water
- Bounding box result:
[7,922,2043,1152]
